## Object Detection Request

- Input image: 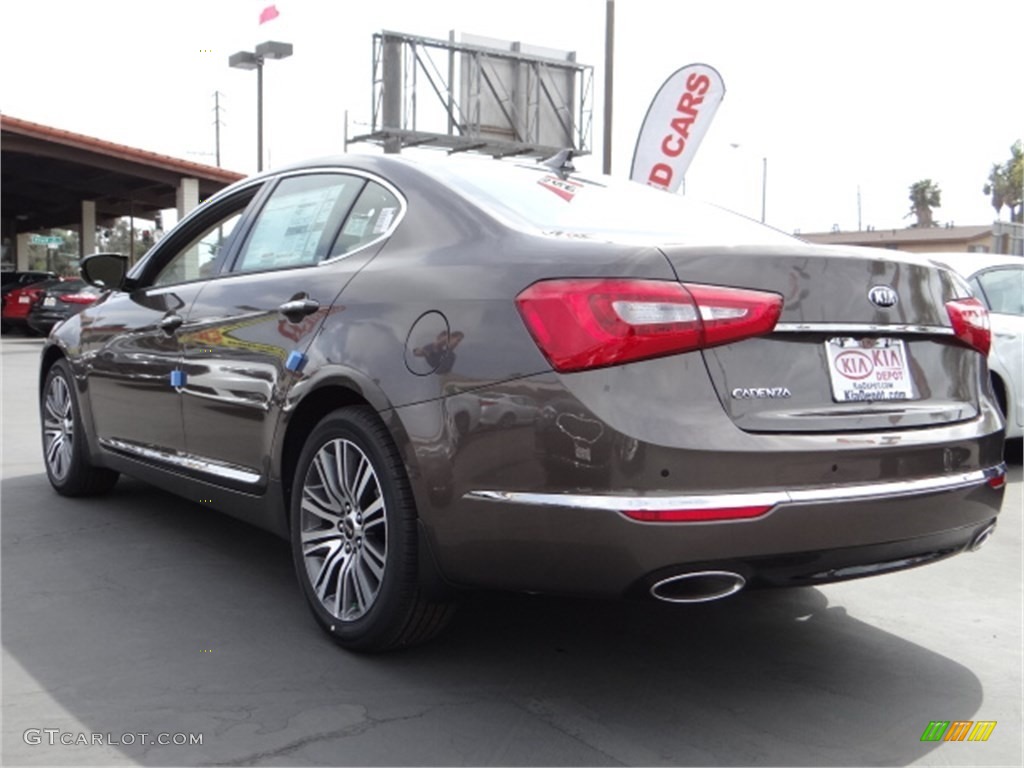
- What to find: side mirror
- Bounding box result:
[81,253,129,291]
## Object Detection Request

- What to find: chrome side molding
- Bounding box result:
[100,438,262,485]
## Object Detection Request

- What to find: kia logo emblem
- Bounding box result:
[868,285,898,308]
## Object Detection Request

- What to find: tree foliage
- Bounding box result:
[907,179,941,228]
[98,218,153,263]
[983,140,1023,223]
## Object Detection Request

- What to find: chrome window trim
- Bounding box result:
[154,167,407,281]
[465,465,1001,514]
[100,438,262,485]
[318,171,407,265]
[224,167,408,269]
[773,322,955,336]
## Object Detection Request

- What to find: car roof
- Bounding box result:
[920,251,1024,277]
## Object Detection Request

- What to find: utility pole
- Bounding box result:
[213,91,225,168]
[603,0,614,174]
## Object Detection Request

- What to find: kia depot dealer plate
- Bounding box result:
[825,338,916,402]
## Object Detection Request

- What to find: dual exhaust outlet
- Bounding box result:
[650,570,746,603]
[651,521,998,604]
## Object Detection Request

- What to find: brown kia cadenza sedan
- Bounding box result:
[39,154,1006,651]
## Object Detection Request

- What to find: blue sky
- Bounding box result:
[2,0,1021,234]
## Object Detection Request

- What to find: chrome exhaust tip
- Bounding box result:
[968,522,997,552]
[650,570,746,603]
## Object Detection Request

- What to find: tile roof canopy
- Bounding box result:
[2,115,246,231]
[801,225,993,245]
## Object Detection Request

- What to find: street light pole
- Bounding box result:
[256,60,264,171]
[761,156,767,224]
[229,41,293,173]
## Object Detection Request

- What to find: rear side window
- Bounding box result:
[976,267,1024,316]
[328,182,402,259]
[233,174,363,273]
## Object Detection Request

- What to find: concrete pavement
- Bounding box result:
[2,334,1021,766]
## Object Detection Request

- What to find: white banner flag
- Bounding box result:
[629,64,726,193]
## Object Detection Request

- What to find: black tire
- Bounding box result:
[290,406,455,652]
[41,359,119,496]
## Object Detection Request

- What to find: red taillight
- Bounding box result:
[515,279,783,373]
[59,294,98,305]
[946,297,991,356]
[623,505,774,523]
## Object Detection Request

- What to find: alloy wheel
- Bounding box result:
[299,438,388,621]
[43,374,75,482]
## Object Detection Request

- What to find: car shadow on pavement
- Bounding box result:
[1,472,992,766]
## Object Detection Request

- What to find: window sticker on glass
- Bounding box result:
[342,213,371,237]
[235,176,358,272]
[373,206,397,234]
[538,174,582,202]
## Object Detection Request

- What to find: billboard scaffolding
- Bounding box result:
[350,30,593,158]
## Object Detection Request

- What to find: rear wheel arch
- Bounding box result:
[278,383,415,512]
[38,345,67,396]
[990,372,1008,418]
[280,386,374,512]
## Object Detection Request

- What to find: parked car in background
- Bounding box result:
[26,279,102,336]
[38,154,1006,652]
[1,270,57,295]
[479,392,537,428]
[927,253,1023,442]
[1,277,63,333]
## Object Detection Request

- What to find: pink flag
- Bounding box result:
[259,4,280,24]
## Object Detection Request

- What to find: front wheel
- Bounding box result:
[290,406,455,652]
[41,359,119,496]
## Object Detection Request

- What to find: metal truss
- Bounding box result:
[351,31,593,158]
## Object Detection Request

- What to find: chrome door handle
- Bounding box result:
[278,298,320,320]
[159,314,184,333]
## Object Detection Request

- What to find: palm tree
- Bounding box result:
[983,141,1023,223]
[907,179,941,227]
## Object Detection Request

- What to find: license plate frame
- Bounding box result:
[825,337,916,402]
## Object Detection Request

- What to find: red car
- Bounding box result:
[1,278,63,333]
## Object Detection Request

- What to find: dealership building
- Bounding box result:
[1,116,243,272]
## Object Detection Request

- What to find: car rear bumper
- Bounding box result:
[435,464,1005,596]
[398,359,1007,598]
[27,310,69,334]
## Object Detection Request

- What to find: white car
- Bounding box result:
[928,252,1023,441]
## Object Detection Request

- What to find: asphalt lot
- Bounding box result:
[2,333,1021,767]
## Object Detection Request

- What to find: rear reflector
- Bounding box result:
[516,279,783,373]
[946,297,991,356]
[623,505,774,523]
[987,470,1006,490]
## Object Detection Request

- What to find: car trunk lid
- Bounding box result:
[658,244,983,433]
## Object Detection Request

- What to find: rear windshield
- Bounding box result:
[420,158,797,246]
